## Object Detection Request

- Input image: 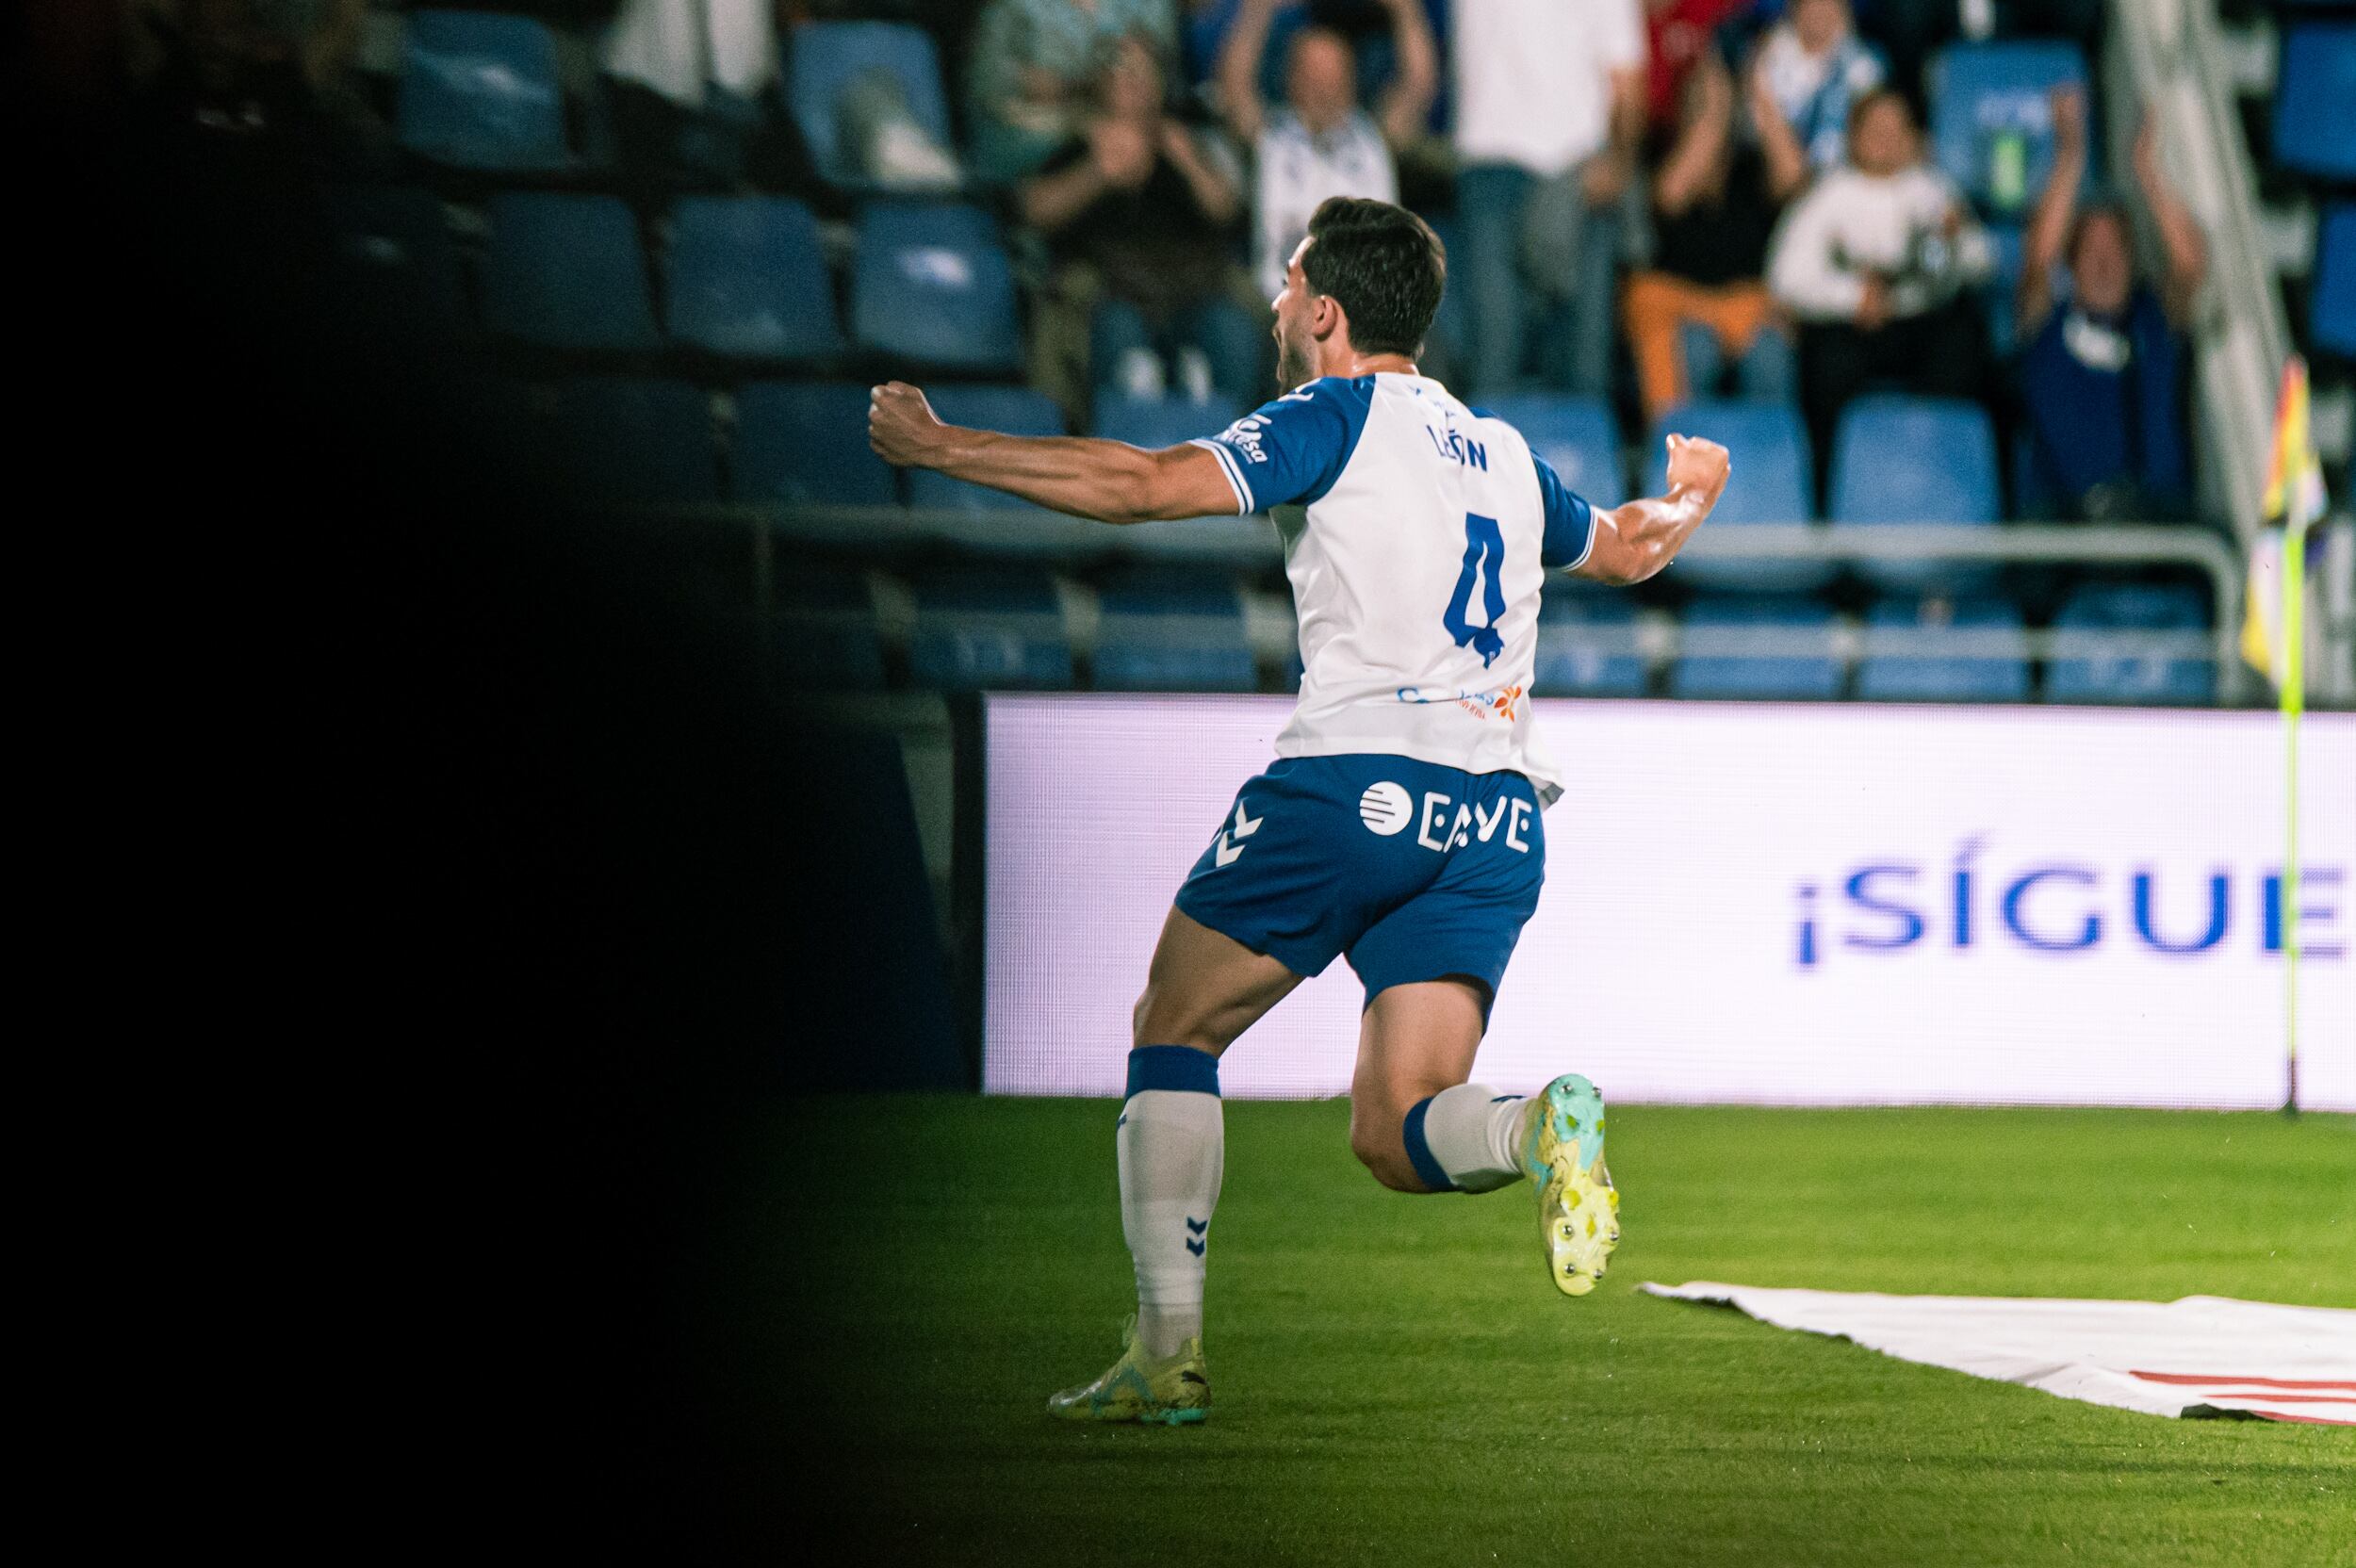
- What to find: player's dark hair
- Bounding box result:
[1301,197,1446,359]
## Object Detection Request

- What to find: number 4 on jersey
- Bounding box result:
[1444,512,1507,668]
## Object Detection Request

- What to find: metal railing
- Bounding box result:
[633,505,2259,703]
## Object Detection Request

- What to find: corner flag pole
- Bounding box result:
[2282,496,2304,1119]
[2259,357,2321,1118]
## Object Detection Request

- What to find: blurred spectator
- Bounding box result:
[1749,0,1885,174]
[1767,87,1992,497]
[969,0,1179,184]
[602,0,782,189]
[1021,35,1259,405]
[1644,0,1757,139]
[2016,88,2206,523]
[1624,52,1800,420]
[1217,0,1437,299]
[1450,0,1646,400]
[604,0,777,110]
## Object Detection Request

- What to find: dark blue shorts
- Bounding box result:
[1173,754,1547,1009]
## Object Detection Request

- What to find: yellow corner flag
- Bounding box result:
[2242,358,2329,683]
[2246,357,2328,1115]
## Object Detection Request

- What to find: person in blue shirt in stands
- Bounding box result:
[2016,84,2207,524]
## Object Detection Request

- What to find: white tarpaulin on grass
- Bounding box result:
[1642,1283,2356,1425]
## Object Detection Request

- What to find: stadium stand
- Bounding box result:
[906,567,1076,691]
[398,10,575,173]
[1477,396,1624,508]
[1826,395,2003,596]
[1091,394,1249,453]
[1927,41,2090,220]
[480,192,663,351]
[545,378,720,503]
[1642,401,1826,593]
[851,202,1025,374]
[734,383,901,507]
[266,0,2297,714]
[1670,596,1843,701]
[786,22,957,192]
[1857,597,2033,703]
[1531,584,1647,698]
[2272,24,2356,183]
[774,565,888,693]
[1091,568,1260,693]
[664,197,845,363]
[2045,582,2217,706]
[319,184,468,333]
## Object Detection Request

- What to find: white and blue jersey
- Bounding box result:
[1190,373,1595,808]
[1170,373,1596,1005]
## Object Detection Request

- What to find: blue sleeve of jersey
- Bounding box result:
[1188,378,1373,514]
[1533,449,1597,570]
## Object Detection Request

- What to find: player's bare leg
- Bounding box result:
[1350,978,1619,1297]
[1048,909,1299,1425]
[1347,978,1489,1192]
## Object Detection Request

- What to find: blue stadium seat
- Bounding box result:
[1856,597,2031,702]
[481,193,661,351]
[733,383,899,506]
[2045,583,2215,706]
[1091,393,1247,449]
[318,184,466,331]
[665,197,843,362]
[1928,41,2090,218]
[908,568,1074,691]
[851,203,1023,372]
[1828,395,2002,596]
[787,22,955,190]
[1670,596,1841,701]
[1479,396,1624,507]
[1092,570,1258,692]
[775,565,886,691]
[906,387,1065,511]
[543,379,717,503]
[398,11,571,172]
[2275,26,2356,182]
[1532,584,1645,696]
[1644,401,1824,592]
[2315,205,2356,360]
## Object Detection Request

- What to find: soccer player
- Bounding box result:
[869,197,1731,1425]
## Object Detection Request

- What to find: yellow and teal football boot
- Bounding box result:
[1520,1073,1619,1297]
[1046,1317,1210,1426]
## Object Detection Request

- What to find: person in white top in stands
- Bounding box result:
[1216,0,1438,301]
[1767,86,1993,501]
[1448,0,1646,400]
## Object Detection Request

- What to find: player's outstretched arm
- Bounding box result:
[1573,433,1731,586]
[868,382,1240,524]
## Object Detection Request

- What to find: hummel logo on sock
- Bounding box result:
[1186,1216,1208,1256]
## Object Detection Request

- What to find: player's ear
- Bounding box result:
[1311,292,1344,344]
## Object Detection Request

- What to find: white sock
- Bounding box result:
[1119,1046,1224,1358]
[1403,1084,1529,1193]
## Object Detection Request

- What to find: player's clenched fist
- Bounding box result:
[1663,433,1731,509]
[869,381,947,468]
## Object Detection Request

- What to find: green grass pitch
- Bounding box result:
[732,1099,2353,1565]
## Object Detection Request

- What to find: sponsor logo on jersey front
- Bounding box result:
[1359,781,1413,835]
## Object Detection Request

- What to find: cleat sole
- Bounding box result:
[1529,1074,1620,1298]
